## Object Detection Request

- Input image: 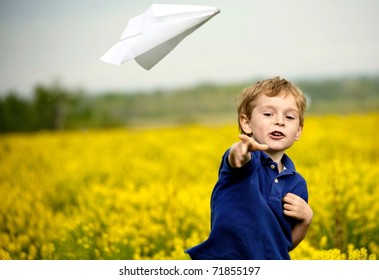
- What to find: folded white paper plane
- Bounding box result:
[100,3,220,70]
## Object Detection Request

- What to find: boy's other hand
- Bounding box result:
[282,193,313,225]
[228,135,269,168]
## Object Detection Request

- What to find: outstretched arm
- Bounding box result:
[228,134,269,168]
[282,193,313,250]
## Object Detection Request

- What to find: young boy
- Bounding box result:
[186,77,313,260]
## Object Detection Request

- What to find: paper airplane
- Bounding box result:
[100,3,220,70]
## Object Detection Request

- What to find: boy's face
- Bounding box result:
[241,90,302,153]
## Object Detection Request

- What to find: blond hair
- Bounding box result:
[237,76,306,134]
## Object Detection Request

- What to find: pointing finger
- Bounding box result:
[238,135,269,151]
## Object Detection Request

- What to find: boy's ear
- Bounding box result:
[239,114,253,135]
[295,125,303,141]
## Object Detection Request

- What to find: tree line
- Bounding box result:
[1,76,378,133]
[0,83,86,133]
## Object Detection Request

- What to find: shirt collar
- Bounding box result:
[258,151,296,174]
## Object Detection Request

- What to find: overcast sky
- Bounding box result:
[1,0,378,96]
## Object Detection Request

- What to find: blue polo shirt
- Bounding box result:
[186,149,308,260]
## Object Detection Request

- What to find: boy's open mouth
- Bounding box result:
[271,131,285,137]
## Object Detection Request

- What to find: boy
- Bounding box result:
[186,77,313,259]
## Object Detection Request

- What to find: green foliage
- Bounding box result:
[297,76,379,114]
[1,76,378,133]
[0,92,32,132]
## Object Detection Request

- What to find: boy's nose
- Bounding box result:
[275,116,285,126]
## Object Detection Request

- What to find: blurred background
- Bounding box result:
[1,1,379,260]
[1,0,378,132]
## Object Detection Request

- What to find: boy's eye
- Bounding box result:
[263,113,273,117]
[286,115,295,120]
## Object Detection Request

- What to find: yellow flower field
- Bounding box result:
[0,114,378,260]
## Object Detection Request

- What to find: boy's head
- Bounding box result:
[237,76,307,135]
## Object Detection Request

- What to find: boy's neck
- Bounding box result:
[264,150,285,172]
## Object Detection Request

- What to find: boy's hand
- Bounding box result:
[282,193,313,225]
[283,193,313,249]
[228,134,269,168]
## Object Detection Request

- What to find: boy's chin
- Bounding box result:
[265,145,288,153]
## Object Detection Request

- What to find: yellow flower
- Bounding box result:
[0,114,378,259]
